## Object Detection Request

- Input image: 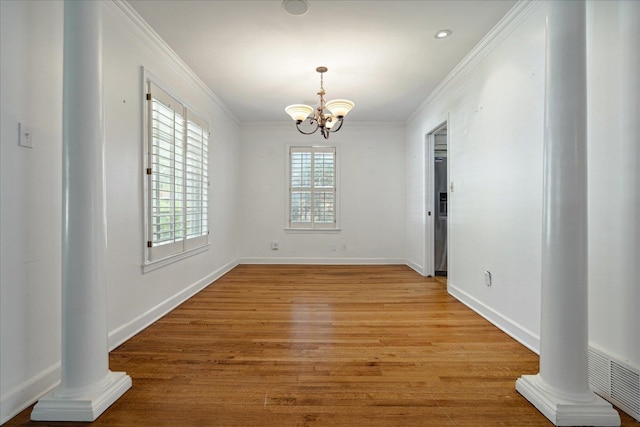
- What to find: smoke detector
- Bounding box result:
[283,0,309,16]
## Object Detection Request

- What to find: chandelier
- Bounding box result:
[285,67,355,139]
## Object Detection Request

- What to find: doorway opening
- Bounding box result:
[425,122,448,278]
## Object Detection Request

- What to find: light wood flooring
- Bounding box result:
[6,265,637,426]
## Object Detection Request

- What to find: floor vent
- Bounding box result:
[589,346,640,422]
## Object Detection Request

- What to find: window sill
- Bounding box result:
[285,228,341,234]
[142,244,209,274]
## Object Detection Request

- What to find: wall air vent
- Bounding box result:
[589,346,640,421]
[611,361,640,417]
[589,349,610,395]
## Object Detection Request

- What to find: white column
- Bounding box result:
[516,1,619,425]
[31,0,131,421]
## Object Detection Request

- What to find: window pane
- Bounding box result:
[291,152,311,187]
[291,191,311,223]
[314,152,334,187]
[314,191,334,223]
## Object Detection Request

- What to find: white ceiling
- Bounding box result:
[128,0,517,123]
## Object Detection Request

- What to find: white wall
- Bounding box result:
[587,0,640,368]
[406,2,545,351]
[0,1,240,422]
[0,0,64,421]
[101,2,240,346]
[406,0,640,373]
[239,122,406,263]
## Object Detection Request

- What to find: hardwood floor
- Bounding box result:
[6,265,636,426]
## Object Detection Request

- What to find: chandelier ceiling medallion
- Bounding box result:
[285,67,355,139]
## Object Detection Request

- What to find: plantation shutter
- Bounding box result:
[147,82,209,262]
[289,146,336,229]
[184,111,209,250]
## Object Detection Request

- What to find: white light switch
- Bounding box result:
[484,271,492,287]
[18,123,34,148]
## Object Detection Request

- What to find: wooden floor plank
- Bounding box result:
[5,265,636,426]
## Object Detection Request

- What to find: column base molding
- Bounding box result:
[516,374,620,426]
[31,371,131,422]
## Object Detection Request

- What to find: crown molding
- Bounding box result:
[108,1,240,125]
[406,0,543,125]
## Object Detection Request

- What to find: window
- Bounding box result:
[145,81,209,264]
[288,146,337,229]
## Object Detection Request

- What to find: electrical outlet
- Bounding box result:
[341,243,347,251]
[484,271,492,287]
[271,241,279,250]
[330,243,337,252]
[18,123,34,148]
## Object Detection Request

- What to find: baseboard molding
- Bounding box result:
[108,259,238,351]
[238,257,406,265]
[447,283,639,422]
[7,260,636,424]
[1,260,239,425]
[447,281,540,354]
[405,259,424,275]
[0,362,60,424]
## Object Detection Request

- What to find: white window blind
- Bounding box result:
[147,81,209,263]
[289,146,336,229]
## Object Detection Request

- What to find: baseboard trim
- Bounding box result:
[0,362,61,424]
[238,257,406,265]
[447,281,540,354]
[1,260,238,425]
[405,259,424,275]
[108,259,238,351]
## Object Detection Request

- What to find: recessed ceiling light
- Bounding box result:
[434,29,452,39]
[283,0,309,16]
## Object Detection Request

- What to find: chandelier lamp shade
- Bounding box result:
[285,67,355,139]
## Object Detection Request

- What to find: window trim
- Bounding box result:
[285,145,340,232]
[142,71,210,271]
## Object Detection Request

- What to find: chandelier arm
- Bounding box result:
[285,67,353,139]
[328,119,345,133]
[295,119,319,135]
